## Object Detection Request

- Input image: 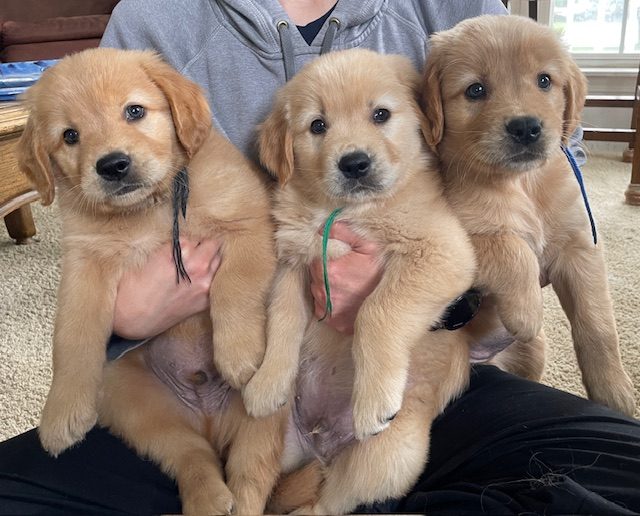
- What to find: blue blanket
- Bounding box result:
[0,60,59,100]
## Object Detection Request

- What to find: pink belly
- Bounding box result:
[143,329,233,415]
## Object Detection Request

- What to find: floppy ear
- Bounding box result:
[562,57,588,144]
[420,41,445,154]
[387,54,420,91]
[258,96,294,185]
[16,115,55,206]
[141,54,212,158]
[386,54,427,123]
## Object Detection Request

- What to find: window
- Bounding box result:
[551,0,639,55]
[509,0,639,66]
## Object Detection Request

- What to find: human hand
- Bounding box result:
[309,222,383,334]
[112,239,222,340]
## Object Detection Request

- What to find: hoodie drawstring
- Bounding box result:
[321,17,340,55]
[277,17,340,82]
[277,20,296,82]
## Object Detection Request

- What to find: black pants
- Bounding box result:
[1,365,639,515]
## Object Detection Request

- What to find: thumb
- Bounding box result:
[319,221,379,255]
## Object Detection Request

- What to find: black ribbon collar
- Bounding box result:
[172,167,191,283]
[430,288,482,331]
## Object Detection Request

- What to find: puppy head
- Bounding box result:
[17,48,211,212]
[421,15,587,177]
[258,49,425,204]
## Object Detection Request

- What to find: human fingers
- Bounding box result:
[317,221,380,255]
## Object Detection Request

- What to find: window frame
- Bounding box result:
[508,0,640,70]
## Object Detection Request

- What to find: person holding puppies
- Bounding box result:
[1,1,639,515]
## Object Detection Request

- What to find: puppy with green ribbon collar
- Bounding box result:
[242,49,479,515]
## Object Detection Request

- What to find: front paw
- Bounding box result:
[214,336,264,390]
[352,380,403,441]
[38,391,97,456]
[588,371,636,417]
[242,369,290,418]
[498,289,543,343]
[182,483,235,516]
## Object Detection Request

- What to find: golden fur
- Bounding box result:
[244,48,477,513]
[421,15,635,414]
[18,48,285,514]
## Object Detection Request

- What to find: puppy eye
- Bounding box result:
[538,73,552,90]
[372,108,390,124]
[465,82,486,100]
[310,118,327,134]
[63,128,79,145]
[125,104,145,121]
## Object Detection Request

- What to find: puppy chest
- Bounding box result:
[454,190,546,258]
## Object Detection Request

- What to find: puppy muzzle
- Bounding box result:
[96,151,143,196]
[334,150,384,198]
[502,116,548,168]
[338,151,371,179]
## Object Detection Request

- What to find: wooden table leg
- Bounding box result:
[4,205,36,244]
[625,85,640,205]
[623,65,640,164]
[625,153,640,205]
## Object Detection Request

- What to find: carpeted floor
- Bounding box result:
[1,150,639,441]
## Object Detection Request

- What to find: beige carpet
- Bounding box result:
[1,150,639,441]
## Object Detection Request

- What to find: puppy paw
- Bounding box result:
[213,337,264,390]
[352,383,403,441]
[290,503,326,515]
[38,393,97,456]
[182,486,235,516]
[588,371,636,417]
[242,369,290,418]
[498,290,543,343]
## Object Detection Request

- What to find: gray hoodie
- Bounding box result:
[101,0,506,159]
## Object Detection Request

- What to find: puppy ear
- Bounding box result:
[141,54,212,158]
[562,57,588,144]
[17,115,55,206]
[386,54,428,125]
[420,41,445,154]
[387,54,420,91]
[258,96,294,185]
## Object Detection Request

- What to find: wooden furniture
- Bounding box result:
[583,83,640,206]
[1,0,119,62]
[0,101,38,244]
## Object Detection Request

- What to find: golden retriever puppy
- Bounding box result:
[242,48,477,514]
[18,48,284,514]
[421,15,636,415]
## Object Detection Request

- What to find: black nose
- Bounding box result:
[505,117,542,145]
[338,151,371,179]
[96,152,131,181]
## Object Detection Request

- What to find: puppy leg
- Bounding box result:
[242,265,311,417]
[301,342,469,515]
[489,331,547,381]
[210,229,276,390]
[223,400,286,514]
[351,253,470,440]
[99,355,234,516]
[39,261,116,456]
[472,234,543,343]
[549,242,636,415]
[267,460,323,514]
[298,411,431,514]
